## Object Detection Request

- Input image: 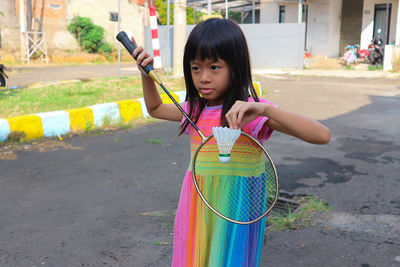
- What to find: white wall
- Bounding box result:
[285,4,300,23]
[67,0,145,49]
[260,2,279,23]
[260,1,299,23]
[306,0,342,57]
[156,23,305,69]
[260,0,342,57]
[361,0,399,49]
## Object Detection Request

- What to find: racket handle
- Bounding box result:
[116,31,162,85]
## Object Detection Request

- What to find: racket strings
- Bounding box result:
[193,134,278,224]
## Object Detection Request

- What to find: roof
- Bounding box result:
[187,0,260,12]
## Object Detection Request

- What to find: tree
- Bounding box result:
[155,0,204,25]
[67,16,112,54]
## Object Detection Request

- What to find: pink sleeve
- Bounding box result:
[244,98,278,143]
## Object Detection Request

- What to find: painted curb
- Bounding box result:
[0,90,187,142]
[0,81,261,142]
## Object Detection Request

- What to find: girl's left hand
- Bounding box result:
[226,101,267,129]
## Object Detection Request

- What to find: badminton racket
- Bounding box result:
[117,31,279,224]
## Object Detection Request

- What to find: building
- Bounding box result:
[0,0,146,51]
[260,0,400,57]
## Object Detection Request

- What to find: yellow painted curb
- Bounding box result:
[6,115,44,140]
[161,92,179,104]
[67,107,95,131]
[117,100,142,122]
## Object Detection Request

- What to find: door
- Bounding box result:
[373,3,392,44]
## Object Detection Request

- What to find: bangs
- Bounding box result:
[185,23,224,62]
[192,38,220,62]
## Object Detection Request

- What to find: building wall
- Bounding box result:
[260,0,342,57]
[156,23,305,69]
[285,3,300,23]
[0,0,22,50]
[67,0,145,49]
[361,0,399,49]
[339,0,364,56]
[0,0,144,51]
[260,2,279,23]
[306,0,342,57]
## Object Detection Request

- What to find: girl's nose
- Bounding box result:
[200,70,210,83]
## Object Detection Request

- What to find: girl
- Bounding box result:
[133,18,330,267]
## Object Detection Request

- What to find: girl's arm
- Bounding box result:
[225,101,330,144]
[133,41,183,122]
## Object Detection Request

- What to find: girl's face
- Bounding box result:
[190,57,230,106]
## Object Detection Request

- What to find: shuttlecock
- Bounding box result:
[212,127,241,163]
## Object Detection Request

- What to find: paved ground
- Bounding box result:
[0,66,400,266]
[5,64,140,88]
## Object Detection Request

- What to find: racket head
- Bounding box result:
[192,132,279,225]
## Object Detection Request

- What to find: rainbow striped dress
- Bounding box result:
[172,98,274,267]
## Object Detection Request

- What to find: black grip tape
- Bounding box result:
[116,31,154,74]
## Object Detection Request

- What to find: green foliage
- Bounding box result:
[67,16,112,54]
[155,0,205,25]
[221,11,242,23]
[147,138,163,144]
[0,11,5,16]
[268,196,331,231]
[368,64,383,71]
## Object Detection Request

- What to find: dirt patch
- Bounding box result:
[0,139,83,160]
[308,56,344,69]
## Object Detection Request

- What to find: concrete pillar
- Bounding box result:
[298,0,302,23]
[396,0,400,45]
[173,0,186,77]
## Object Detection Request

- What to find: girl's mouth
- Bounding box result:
[200,88,213,95]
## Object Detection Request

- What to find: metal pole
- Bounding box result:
[167,0,170,79]
[252,0,255,24]
[26,0,31,32]
[208,0,212,15]
[19,0,26,62]
[118,0,121,77]
[298,0,302,23]
[145,0,148,26]
[385,0,389,44]
[304,0,308,50]
[225,0,228,19]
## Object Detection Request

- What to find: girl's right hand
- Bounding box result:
[131,37,154,77]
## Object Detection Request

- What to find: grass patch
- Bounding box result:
[0,75,185,118]
[147,138,163,144]
[345,64,355,70]
[368,64,383,71]
[268,196,331,231]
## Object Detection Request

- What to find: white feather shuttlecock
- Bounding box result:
[212,127,241,163]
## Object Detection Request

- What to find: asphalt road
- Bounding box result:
[1,70,400,266]
[6,64,140,88]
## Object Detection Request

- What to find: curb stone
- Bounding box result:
[0,81,262,143]
[0,90,186,142]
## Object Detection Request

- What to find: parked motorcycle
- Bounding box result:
[368,41,384,66]
[0,57,8,87]
[368,29,384,66]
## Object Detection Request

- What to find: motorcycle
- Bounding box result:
[368,41,384,66]
[0,57,8,87]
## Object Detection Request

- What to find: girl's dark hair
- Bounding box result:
[180,18,259,135]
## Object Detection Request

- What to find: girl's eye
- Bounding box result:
[211,65,220,71]
[191,66,199,72]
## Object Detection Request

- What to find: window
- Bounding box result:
[49,4,61,9]
[279,5,285,23]
[110,12,119,22]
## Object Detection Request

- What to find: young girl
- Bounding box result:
[133,18,330,267]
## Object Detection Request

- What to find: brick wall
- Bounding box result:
[1,0,144,51]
